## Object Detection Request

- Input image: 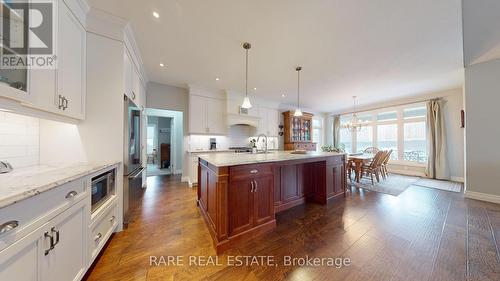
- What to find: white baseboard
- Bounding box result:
[465,191,500,204]
[174,169,183,175]
[451,176,464,183]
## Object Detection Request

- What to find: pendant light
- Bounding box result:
[241,42,252,109]
[294,66,303,117]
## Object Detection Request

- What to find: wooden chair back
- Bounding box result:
[369,151,385,168]
[363,147,380,154]
[382,150,393,165]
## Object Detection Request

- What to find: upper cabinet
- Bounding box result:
[257,107,279,137]
[189,94,226,135]
[124,49,146,109]
[0,0,86,120]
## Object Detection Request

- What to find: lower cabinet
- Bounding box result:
[0,199,88,281]
[326,156,346,199]
[228,172,274,237]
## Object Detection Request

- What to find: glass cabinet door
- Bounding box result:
[0,3,29,97]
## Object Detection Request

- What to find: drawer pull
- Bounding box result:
[65,191,78,199]
[94,233,102,242]
[109,216,116,223]
[250,169,258,174]
[0,220,19,235]
[44,231,54,255]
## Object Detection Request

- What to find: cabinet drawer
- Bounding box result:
[89,201,117,262]
[230,163,274,181]
[0,178,87,252]
[327,155,346,165]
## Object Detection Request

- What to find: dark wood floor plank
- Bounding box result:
[82,175,500,281]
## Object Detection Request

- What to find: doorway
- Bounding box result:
[145,108,184,178]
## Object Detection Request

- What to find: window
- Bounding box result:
[356,126,373,153]
[312,117,323,151]
[147,125,156,154]
[337,103,427,164]
[377,124,398,159]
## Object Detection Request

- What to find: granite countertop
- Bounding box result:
[0,161,120,209]
[188,149,233,154]
[198,151,345,167]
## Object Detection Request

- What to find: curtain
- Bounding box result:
[333,115,341,149]
[426,99,450,180]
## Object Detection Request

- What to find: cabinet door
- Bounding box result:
[41,200,87,281]
[190,155,199,185]
[131,67,141,104]
[267,109,279,136]
[0,226,44,281]
[281,165,302,203]
[327,161,346,198]
[206,97,226,135]
[189,95,207,134]
[228,179,254,236]
[57,0,86,119]
[124,51,133,100]
[253,175,274,226]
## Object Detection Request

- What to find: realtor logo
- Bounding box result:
[1,0,57,69]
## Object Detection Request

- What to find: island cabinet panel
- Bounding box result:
[228,180,254,236]
[253,175,275,226]
[326,156,347,200]
[228,164,275,237]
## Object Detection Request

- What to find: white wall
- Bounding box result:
[464,58,500,198]
[0,111,39,168]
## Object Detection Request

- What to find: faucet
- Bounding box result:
[256,134,268,154]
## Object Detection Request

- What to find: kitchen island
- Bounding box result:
[197,151,346,253]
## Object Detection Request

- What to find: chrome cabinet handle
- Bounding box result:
[250,181,254,193]
[94,233,102,242]
[63,97,69,110]
[0,220,19,235]
[44,231,54,255]
[109,216,116,223]
[58,95,63,109]
[65,191,78,199]
[250,169,258,174]
[254,181,258,192]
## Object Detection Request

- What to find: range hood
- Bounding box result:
[226,113,260,128]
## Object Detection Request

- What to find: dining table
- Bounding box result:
[348,153,375,183]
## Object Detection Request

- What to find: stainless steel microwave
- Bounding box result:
[91,170,115,212]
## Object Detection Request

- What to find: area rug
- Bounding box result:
[412,178,462,193]
[348,174,419,196]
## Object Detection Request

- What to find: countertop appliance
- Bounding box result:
[91,169,116,212]
[210,138,217,150]
[123,96,144,225]
[0,161,13,174]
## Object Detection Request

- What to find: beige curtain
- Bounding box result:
[426,99,450,180]
[333,115,341,149]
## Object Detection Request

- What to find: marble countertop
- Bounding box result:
[197,151,345,167]
[188,149,233,154]
[0,162,120,209]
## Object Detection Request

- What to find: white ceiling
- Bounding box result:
[88,0,464,113]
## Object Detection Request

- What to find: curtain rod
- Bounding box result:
[332,97,443,116]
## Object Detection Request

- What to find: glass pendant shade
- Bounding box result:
[241,96,252,109]
[294,108,303,117]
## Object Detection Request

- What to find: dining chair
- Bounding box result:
[361,150,385,185]
[380,149,393,179]
[363,147,380,154]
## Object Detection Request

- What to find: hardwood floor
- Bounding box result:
[83,175,500,281]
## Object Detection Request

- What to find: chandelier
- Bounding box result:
[344,96,368,132]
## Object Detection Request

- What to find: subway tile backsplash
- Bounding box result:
[0,111,39,168]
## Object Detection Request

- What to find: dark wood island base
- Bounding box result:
[197,153,346,254]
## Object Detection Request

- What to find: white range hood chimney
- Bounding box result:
[226,113,260,128]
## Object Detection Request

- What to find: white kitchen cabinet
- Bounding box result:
[22,0,86,120]
[41,199,88,281]
[56,0,86,119]
[257,107,279,136]
[0,225,43,281]
[0,199,87,281]
[188,154,199,187]
[124,51,133,100]
[189,95,226,135]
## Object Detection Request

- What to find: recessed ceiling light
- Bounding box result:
[215,77,220,81]
[253,87,257,91]
[153,11,160,18]
[159,63,165,67]
[281,94,286,98]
